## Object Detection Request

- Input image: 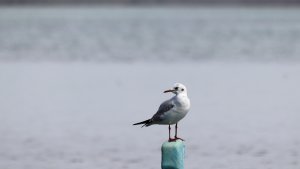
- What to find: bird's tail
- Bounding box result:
[133,119,153,127]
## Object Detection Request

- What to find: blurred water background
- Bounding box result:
[1,6,300,62]
[0,5,300,169]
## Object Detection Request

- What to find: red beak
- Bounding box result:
[163,89,175,93]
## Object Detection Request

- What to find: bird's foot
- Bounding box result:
[175,137,185,141]
[168,138,177,142]
[168,137,185,142]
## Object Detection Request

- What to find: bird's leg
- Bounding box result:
[175,123,178,138]
[174,123,184,141]
[168,124,176,142]
[168,124,171,140]
[168,124,172,142]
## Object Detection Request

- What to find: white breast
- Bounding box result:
[167,95,190,124]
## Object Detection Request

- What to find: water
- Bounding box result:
[0,6,300,62]
[1,62,300,169]
[0,6,300,169]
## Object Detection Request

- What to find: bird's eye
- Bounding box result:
[174,87,179,90]
[181,89,184,91]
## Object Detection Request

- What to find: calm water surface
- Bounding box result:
[0,6,300,62]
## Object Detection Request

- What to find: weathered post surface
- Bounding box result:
[161,140,185,169]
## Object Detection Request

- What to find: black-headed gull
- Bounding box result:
[133,83,191,142]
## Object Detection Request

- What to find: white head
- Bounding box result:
[164,83,188,95]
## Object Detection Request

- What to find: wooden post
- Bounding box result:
[161,140,185,169]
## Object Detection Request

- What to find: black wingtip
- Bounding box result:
[133,119,152,127]
[133,121,144,125]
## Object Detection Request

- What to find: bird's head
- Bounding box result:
[164,83,187,95]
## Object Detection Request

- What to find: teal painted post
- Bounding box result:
[161,140,185,169]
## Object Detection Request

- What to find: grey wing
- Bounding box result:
[152,99,174,122]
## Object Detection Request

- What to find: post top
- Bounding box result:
[161,140,185,169]
[162,140,184,147]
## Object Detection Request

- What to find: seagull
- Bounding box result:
[133,83,191,142]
